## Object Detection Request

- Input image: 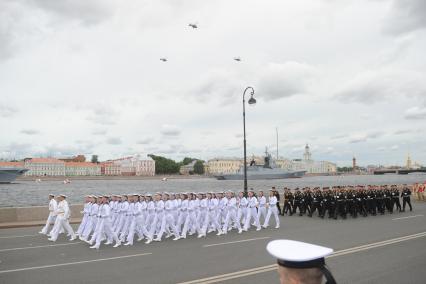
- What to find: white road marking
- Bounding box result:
[0,252,152,274]
[179,231,426,284]
[203,237,271,248]
[0,242,82,252]
[392,214,424,221]
[0,234,39,239]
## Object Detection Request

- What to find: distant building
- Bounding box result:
[104,155,155,176]
[353,157,357,170]
[406,154,412,169]
[24,158,65,176]
[0,161,24,168]
[276,144,337,174]
[180,160,197,175]
[65,162,101,176]
[208,146,337,175]
[59,155,86,163]
[303,144,312,161]
[100,162,121,176]
[207,158,242,175]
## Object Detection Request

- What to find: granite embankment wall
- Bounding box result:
[0,204,83,224]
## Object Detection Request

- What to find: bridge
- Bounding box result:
[373,169,426,175]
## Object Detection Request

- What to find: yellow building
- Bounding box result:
[207,158,243,175]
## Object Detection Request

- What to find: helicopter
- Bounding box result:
[233,57,242,62]
[160,58,168,62]
[188,23,198,29]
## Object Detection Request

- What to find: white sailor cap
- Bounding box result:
[267,240,336,283]
[48,193,55,197]
[59,194,67,198]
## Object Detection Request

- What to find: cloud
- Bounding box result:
[0,104,18,117]
[106,137,122,145]
[404,106,426,120]
[383,0,426,36]
[348,131,384,143]
[394,129,413,135]
[92,129,107,135]
[86,107,119,125]
[20,129,40,135]
[160,124,181,136]
[390,145,399,150]
[0,0,112,60]
[137,137,154,144]
[31,0,113,26]
[0,142,32,159]
[334,69,426,104]
[331,134,349,140]
[257,62,316,101]
[189,70,241,103]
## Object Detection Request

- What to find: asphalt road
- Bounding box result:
[0,202,425,284]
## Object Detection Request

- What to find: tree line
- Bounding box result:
[148,155,205,175]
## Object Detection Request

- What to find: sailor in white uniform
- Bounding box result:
[222,191,242,234]
[266,240,336,284]
[90,195,121,249]
[145,193,164,244]
[76,195,92,236]
[80,196,99,242]
[39,194,57,235]
[181,193,198,238]
[244,189,261,231]
[263,189,280,229]
[48,195,76,242]
[257,191,267,224]
[237,191,248,226]
[176,193,189,237]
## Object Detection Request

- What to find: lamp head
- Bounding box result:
[248,94,256,105]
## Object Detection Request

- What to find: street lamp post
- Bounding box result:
[242,86,256,196]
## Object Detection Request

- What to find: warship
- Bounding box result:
[0,167,29,183]
[214,150,306,180]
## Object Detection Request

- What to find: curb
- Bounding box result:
[0,219,82,230]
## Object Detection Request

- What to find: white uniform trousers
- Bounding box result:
[237,207,247,226]
[76,214,89,235]
[126,215,146,245]
[81,215,97,240]
[41,213,56,234]
[258,206,267,224]
[93,218,120,249]
[222,210,241,233]
[244,207,261,230]
[264,206,280,228]
[176,211,188,234]
[181,211,197,238]
[49,216,76,241]
[119,215,133,241]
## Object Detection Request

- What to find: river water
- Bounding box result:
[1,174,425,207]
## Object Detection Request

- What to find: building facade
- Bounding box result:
[207,158,242,175]
[0,161,25,168]
[65,162,101,176]
[100,162,122,176]
[104,155,155,176]
[24,158,66,176]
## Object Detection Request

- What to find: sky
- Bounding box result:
[0,0,425,166]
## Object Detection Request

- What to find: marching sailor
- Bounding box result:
[39,194,57,235]
[263,189,280,229]
[48,194,76,242]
